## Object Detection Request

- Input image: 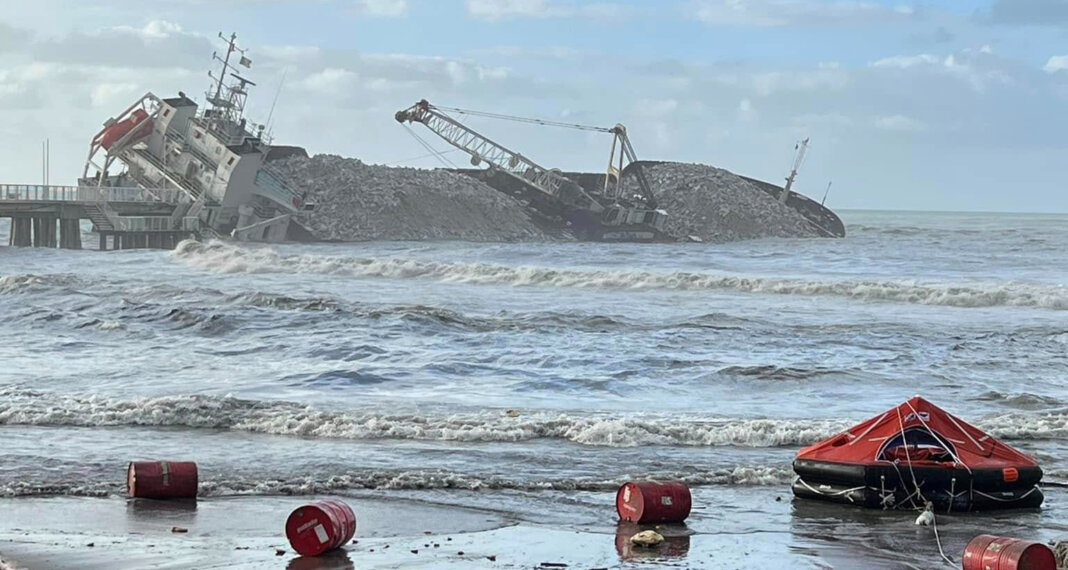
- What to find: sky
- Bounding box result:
[1,0,1067,212]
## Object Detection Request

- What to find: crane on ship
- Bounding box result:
[780,137,809,204]
[394,100,669,241]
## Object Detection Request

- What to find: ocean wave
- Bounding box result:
[974,391,1065,411]
[170,240,1068,310]
[717,365,853,381]
[0,273,79,295]
[0,466,795,498]
[4,390,1065,447]
[0,389,846,448]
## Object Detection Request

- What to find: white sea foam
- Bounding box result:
[0,389,846,448]
[0,465,795,498]
[170,240,1068,310]
[5,389,1063,448]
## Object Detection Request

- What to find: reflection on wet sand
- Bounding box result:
[614,521,692,561]
[286,548,355,570]
[125,498,198,521]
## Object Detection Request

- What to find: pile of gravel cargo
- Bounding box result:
[277,155,554,242]
[632,162,820,242]
[278,154,819,243]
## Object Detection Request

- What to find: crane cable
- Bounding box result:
[402,124,458,169]
[388,148,459,166]
[432,105,614,134]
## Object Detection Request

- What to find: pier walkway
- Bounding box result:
[0,184,198,250]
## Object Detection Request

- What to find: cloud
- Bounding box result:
[874,114,925,131]
[0,22,33,53]
[909,26,955,45]
[633,98,679,117]
[31,20,211,69]
[1044,55,1068,73]
[986,0,1068,26]
[465,0,630,22]
[691,0,917,27]
[737,98,758,122]
[297,68,360,95]
[469,46,586,60]
[870,47,1013,92]
[356,0,408,17]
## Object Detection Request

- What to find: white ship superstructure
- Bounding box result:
[80,33,311,242]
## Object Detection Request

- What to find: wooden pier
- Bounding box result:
[1,184,198,250]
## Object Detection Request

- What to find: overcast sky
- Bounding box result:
[2,0,1067,212]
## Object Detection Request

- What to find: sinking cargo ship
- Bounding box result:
[397,101,843,241]
[80,33,314,243]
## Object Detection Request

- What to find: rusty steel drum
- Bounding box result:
[616,481,692,524]
[962,534,1056,570]
[127,461,198,500]
[285,500,357,557]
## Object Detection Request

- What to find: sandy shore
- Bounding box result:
[2,488,1066,569]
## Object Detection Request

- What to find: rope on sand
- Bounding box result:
[929,510,955,567]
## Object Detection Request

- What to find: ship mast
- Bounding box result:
[205,32,257,145]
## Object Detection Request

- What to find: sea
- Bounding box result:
[2,210,1066,569]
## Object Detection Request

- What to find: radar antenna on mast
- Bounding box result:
[205,32,257,144]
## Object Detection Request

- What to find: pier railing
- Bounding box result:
[0,184,184,204]
[115,216,199,232]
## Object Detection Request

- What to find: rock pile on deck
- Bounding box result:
[630,162,820,242]
[278,155,820,243]
[275,155,555,242]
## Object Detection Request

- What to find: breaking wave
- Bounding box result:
[0,466,794,498]
[0,273,79,294]
[170,240,1068,310]
[0,389,845,448]
[3,389,1065,447]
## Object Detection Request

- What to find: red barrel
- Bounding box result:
[616,481,692,523]
[962,535,1056,570]
[127,461,198,499]
[285,500,357,557]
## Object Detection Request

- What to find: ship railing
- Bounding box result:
[114,216,199,232]
[253,167,302,212]
[0,184,182,203]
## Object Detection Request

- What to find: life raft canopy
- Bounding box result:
[792,396,1044,511]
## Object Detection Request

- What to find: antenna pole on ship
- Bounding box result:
[212,32,238,105]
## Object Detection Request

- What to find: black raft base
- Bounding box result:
[792,459,1045,511]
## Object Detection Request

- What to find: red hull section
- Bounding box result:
[792,397,1043,511]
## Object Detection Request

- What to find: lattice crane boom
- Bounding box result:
[399,101,658,209]
[395,100,601,213]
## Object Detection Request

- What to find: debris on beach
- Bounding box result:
[630,530,665,548]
